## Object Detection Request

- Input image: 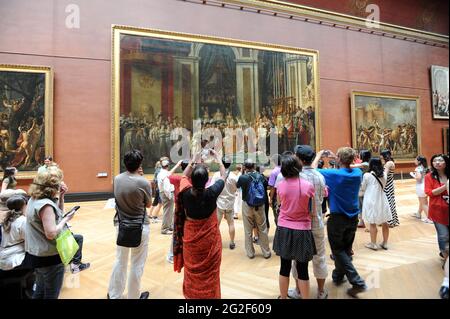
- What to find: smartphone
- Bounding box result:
[63,205,80,218]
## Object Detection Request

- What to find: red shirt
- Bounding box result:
[425,173,449,226]
[169,175,183,202]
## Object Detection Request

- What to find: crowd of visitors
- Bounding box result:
[0,146,448,300]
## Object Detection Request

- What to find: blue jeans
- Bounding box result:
[33,263,65,299]
[434,222,450,254]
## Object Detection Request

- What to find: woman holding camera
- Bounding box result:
[425,154,449,261]
[25,166,73,299]
[173,150,226,299]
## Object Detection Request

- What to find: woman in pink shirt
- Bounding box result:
[273,155,316,299]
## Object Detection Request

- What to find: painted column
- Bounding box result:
[285,55,308,108]
[235,48,259,122]
[174,56,199,127]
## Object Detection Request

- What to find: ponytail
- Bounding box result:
[3,209,23,233]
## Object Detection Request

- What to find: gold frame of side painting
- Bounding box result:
[0,64,54,179]
[351,91,421,163]
[444,127,449,155]
[111,25,321,177]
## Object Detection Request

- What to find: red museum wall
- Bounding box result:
[281,0,449,35]
[0,0,448,193]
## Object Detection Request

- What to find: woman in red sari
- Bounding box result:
[173,151,227,298]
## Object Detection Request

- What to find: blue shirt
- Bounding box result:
[318,168,362,218]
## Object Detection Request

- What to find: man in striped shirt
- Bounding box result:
[287,145,329,299]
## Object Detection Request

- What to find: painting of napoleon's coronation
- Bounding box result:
[0,66,52,174]
[351,92,420,162]
[114,28,319,174]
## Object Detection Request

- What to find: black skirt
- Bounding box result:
[273,226,317,262]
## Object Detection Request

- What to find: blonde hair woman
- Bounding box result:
[25,166,73,299]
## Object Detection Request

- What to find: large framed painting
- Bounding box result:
[112,26,320,175]
[0,65,53,179]
[351,91,420,162]
[431,65,449,120]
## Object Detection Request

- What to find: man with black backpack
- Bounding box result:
[236,159,271,259]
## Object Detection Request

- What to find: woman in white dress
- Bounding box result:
[410,155,433,223]
[360,158,392,251]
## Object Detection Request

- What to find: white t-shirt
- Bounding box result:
[157,169,174,199]
[211,171,238,211]
[0,215,26,270]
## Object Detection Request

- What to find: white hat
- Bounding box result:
[161,160,170,167]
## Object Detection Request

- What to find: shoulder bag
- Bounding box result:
[116,203,146,248]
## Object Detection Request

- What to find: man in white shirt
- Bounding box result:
[211,157,238,249]
[157,159,183,235]
[157,159,175,235]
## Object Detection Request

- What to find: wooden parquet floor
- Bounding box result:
[59,179,444,299]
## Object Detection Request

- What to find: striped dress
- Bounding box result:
[385,168,399,227]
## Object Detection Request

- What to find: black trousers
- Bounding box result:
[327,214,365,288]
[72,233,83,264]
[0,255,35,299]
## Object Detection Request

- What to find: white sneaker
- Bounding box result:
[151,217,161,223]
[421,218,433,224]
[365,242,379,251]
[166,255,174,264]
[70,263,80,274]
[287,288,302,299]
[317,289,329,299]
[411,213,421,219]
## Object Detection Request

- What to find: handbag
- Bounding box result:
[56,229,80,265]
[116,204,146,248]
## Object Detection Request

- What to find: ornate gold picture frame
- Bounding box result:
[0,64,53,179]
[351,91,421,163]
[112,25,320,176]
[431,65,449,120]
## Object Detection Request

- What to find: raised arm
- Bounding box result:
[212,150,226,181]
[58,181,68,212]
[169,160,183,176]
[183,151,202,178]
[311,150,324,169]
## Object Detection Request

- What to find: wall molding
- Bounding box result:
[179,0,449,48]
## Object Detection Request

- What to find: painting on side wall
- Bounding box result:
[431,65,449,120]
[351,91,420,162]
[0,65,53,178]
[112,26,320,175]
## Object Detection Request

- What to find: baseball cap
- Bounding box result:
[294,145,315,161]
